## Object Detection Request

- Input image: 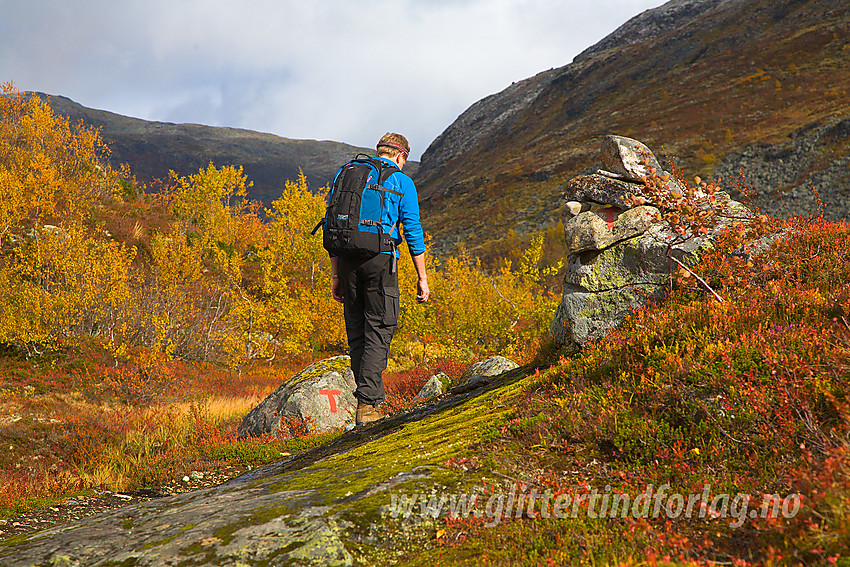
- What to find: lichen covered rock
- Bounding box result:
[456,356,518,387]
[600,134,663,182]
[413,373,447,403]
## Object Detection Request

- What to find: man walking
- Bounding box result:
[328,133,429,425]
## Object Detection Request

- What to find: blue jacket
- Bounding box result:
[329,156,425,257]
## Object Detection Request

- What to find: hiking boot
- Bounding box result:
[355,401,383,425]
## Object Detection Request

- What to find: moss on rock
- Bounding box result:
[287,356,351,387]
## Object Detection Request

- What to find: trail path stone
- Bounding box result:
[238,356,355,439]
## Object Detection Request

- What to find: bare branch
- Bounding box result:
[668,255,725,303]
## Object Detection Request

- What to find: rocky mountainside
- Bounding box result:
[415,0,850,253]
[30,0,848,253]
[33,93,382,204]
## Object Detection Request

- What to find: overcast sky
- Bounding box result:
[1,0,663,160]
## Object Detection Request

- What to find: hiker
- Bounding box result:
[324,133,429,425]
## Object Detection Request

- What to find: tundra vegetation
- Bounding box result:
[1,85,849,565]
[418,188,850,566]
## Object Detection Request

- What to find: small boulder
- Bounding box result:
[600,135,663,182]
[564,210,611,254]
[562,174,646,210]
[564,200,589,219]
[456,356,518,387]
[238,356,356,439]
[413,373,447,403]
[563,205,658,255]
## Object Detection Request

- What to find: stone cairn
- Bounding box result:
[550,135,751,350]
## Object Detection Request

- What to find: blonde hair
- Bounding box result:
[376,133,410,159]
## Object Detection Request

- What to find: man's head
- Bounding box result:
[376,133,410,169]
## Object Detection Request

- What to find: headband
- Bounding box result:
[378,141,409,158]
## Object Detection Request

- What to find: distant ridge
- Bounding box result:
[30,93,396,204]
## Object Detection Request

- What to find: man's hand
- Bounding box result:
[332,276,344,304]
[412,253,430,303]
[330,257,343,304]
[416,278,430,303]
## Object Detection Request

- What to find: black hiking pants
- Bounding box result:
[338,252,399,406]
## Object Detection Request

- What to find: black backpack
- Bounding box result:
[313,154,402,258]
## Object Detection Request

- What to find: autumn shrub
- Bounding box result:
[779,444,850,561]
[0,83,118,234]
[256,172,343,356]
[0,86,136,355]
[395,234,561,365]
[0,340,314,516]
[116,164,261,364]
[381,370,429,413]
[116,167,342,365]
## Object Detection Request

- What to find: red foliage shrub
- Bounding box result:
[463,215,850,565]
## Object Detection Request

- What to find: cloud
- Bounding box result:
[1,0,663,159]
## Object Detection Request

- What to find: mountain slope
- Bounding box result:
[415,0,850,253]
[34,93,380,203]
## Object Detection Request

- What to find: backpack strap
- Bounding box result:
[369,157,403,195]
[368,184,403,197]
